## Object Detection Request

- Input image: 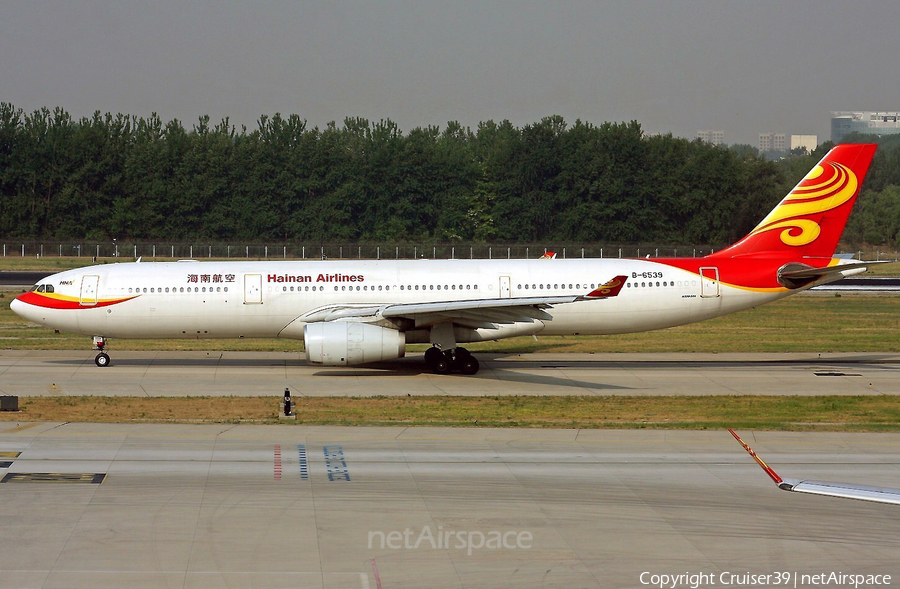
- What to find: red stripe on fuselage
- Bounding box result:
[650,256,832,290]
[15,291,138,310]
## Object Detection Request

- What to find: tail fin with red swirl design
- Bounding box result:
[710,143,877,259]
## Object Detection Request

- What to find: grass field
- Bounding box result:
[3,395,900,431]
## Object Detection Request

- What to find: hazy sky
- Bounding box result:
[3,1,899,145]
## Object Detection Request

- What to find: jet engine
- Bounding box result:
[304,322,406,366]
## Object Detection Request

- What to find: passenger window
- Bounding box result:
[217,287,221,292]
[143,288,148,293]
[129,288,133,293]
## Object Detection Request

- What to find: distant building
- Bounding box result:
[790,135,818,153]
[697,130,724,145]
[831,111,900,142]
[758,133,787,153]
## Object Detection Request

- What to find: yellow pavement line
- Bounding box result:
[1,423,41,434]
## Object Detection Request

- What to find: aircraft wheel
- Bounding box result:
[433,356,452,374]
[95,353,111,367]
[424,346,442,368]
[459,355,480,375]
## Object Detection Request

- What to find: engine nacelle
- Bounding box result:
[304,322,406,366]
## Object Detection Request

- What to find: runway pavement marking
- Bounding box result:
[0,472,106,484]
[324,445,350,481]
[0,423,40,433]
[274,444,282,480]
[0,461,11,468]
[0,451,21,458]
[298,444,309,480]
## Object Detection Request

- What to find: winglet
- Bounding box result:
[584,275,627,299]
[728,428,784,485]
[539,252,557,259]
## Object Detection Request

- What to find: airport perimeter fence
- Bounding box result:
[1,241,897,262]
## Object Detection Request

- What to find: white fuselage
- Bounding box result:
[12,258,790,342]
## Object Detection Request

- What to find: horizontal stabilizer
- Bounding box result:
[779,260,888,280]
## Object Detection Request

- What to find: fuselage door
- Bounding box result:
[499,275,511,298]
[699,267,720,298]
[243,274,263,304]
[79,274,100,307]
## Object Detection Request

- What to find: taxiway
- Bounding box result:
[1,350,898,397]
[1,424,898,588]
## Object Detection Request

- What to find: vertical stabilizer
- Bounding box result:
[711,143,877,259]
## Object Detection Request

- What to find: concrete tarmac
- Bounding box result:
[1,350,899,397]
[0,424,898,588]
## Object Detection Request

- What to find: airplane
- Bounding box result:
[11,143,880,375]
[729,428,900,505]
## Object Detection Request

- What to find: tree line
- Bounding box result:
[1,102,898,247]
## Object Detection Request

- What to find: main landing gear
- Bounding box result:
[424,346,480,375]
[92,336,110,367]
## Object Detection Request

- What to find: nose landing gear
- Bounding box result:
[93,336,111,367]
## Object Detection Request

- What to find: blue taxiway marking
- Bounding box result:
[297,444,309,480]
[323,445,350,482]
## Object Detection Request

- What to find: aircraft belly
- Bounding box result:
[100,297,287,339]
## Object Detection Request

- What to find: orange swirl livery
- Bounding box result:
[750,162,857,247]
[709,143,876,261]
[15,291,137,310]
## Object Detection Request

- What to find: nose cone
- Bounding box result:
[10,295,26,317]
[10,293,40,323]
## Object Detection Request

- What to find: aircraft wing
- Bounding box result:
[299,275,627,329]
[728,428,900,505]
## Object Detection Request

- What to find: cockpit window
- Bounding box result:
[36,285,45,293]
[45,284,54,293]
